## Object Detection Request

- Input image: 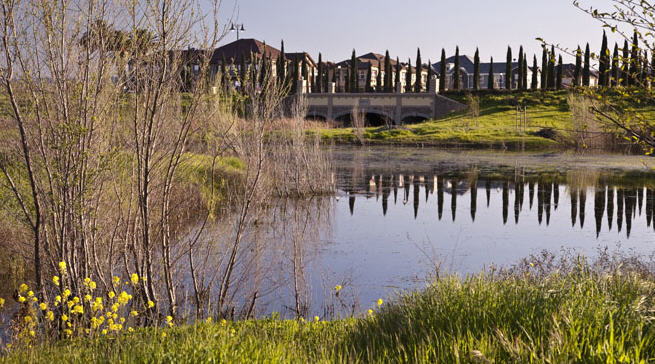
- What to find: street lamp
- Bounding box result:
[230,23,246,40]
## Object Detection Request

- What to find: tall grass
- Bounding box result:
[4,255,655,363]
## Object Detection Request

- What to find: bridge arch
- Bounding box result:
[333,110,394,127]
[305,112,327,121]
[401,113,431,124]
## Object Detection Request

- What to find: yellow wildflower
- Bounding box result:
[29,330,35,337]
[130,310,138,317]
[24,316,32,323]
[27,290,34,298]
[377,298,383,307]
[128,327,134,333]
[89,281,96,290]
[220,319,227,326]
[108,291,115,299]
[19,284,28,293]
[102,329,107,335]
[0,297,4,308]
[73,305,84,315]
[130,273,139,285]
[334,284,342,294]
[18,296,26,303]
[368,309,373,316]
[205,317,212,323]
[73,296,80,304]
[63,289,71,298]
[84,277,91,285]
[112,276,120,285]
[166,315,174,326]
[64,329,72,337]
[39,303,47,311]
[45,311,54,321]
[31,297,37,302]
[61,314,68,322]
[52,276,60,286]
[84,294,92,302]
[314,316,320,323]
[147,300,155,308]
[55,295,61,303]
[161,332,167,338]
[58,261,67,273]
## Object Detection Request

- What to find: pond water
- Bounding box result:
[260,146,655,317]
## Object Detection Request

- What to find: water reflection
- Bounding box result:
[339,168,655,239]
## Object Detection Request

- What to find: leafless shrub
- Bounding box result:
[567,93,615,150]
[351,105,366,145]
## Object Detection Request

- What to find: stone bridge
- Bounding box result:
[301,93,466,125]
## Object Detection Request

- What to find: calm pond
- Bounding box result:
[256,146,655,317]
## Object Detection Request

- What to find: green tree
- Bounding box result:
[622,39,630,87]
[488,57,494,90]
[517,46,524,90]
[384,50,392,92]
[548,45,556,89]
[396,57,402,92]
[583,43,590,86]
[376,60,382,92]
[574,45,582,87]
[440,49,447,92]
[611,43,619,87]
[473,48,480,90]
[506,46,512,89]
[629,30,639,86]
[599,31,609,86]
[220,54,228,90]
[415,48,423,92]
[531,55,538,89]
[406,58,412,93]
[454,46,460,90]
[317,53,323,93]
[278,40,286,84]
[522,57,528,89]
[350,49,357,92]
[541,48,548,90]
[556,55,563,90]
[366,63,372,92]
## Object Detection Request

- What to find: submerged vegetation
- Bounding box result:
[4,254,655,363]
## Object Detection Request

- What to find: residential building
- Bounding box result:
[334,52,430,92]
[433,55,540,90]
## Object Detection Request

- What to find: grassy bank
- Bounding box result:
[311,90,654,150]
[5,259,655,363]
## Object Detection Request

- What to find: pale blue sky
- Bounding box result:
[213,0,624,65]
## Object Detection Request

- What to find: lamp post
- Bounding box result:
[229,23,246,40]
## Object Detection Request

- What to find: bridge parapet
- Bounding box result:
[301,93,466,125]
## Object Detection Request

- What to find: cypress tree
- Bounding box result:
[384,50,391,92]
[599,31,608,86]
[406,58,412,93]
[531,55,538,89]
[622,39,630,86]
[395,57,402,92]
[574,46,582,87]
[641,50,649,85]
[279,40,286,84]
[366,63,372,92]
[473,48,480,90]
[317,53,323,93]
[506,46,512,89]
[556,55,563,90]
[611,43,619,87]
[583,43,590,86]
[350,49,357,92]
[427,59,433,91]
[630,30,639,86]
[517,46,524,90]
[651,52,655,88]
[415,48,423,92]
[522,57,528,90]
[454,46,460,90]
[548,45,556,89]
[488,57,494,90]
[302,56,308,88]
[290,59,298,93]
[240,53,247,90]
[220,54,228,89]
[439,48,447,92]
[376,60,382,92]
[541,48,548,90]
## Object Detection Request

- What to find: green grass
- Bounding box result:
[312,91,581,149]
[5,261,655,363]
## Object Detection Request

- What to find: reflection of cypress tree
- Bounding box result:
[537,183,544,225]
[518,182,525,211]
[451,180,458,222]
[625,189,635,238]
[594,187,606,238]
[471,180,478,222]
[502,181,509,225]
[647,189,653,227]
[579,188,586,229]
[637,187,643,215]
[404,179,411,204]
[485,180,491,207]
[393,183,398,205]
[349,195,355,215]
[437,178,444,220]
[425,179,429,202]
[617,189,624,233]
[382,179,390,216]
[545,183,552,225]
[529,182,535,209]
[514,183,520,224]
[553,183,559,210]
[571,188,578,227]
[607,186,614,231]
[413,180,420,219]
